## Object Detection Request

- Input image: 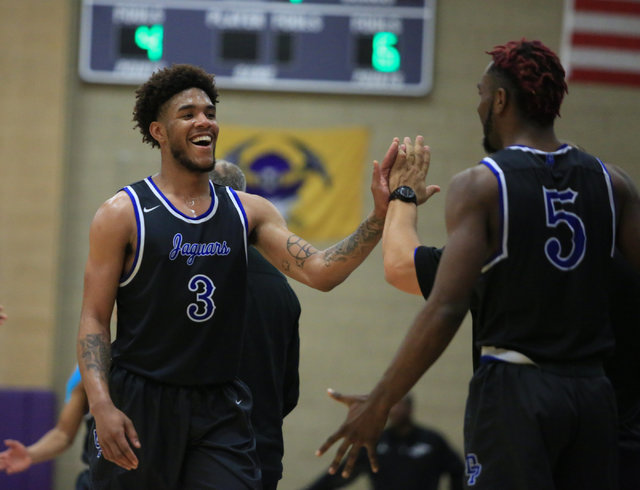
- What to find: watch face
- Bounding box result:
[390,186,417,203]
[399,187,414,199]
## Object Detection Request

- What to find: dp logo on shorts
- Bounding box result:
[93,429,103,459]
[465,453,482,486]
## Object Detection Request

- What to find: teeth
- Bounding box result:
[191,135,212,144]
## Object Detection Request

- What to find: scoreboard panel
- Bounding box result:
[79,0,436,96]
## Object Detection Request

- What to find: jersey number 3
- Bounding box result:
[543,187,586,271]
[187,274,216,322]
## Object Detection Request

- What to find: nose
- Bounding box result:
[194,112,213,127]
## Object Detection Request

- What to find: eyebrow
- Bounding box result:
[176,103,215,112]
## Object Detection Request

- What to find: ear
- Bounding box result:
[149,121,165,145]
[492,87,508,115]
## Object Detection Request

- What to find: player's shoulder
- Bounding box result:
[605,163,640,205]
[237,190,286,232]
[89,189,136,239]
[98,190,134,218]
[606,163,634,187]
[449,164,497,199]
[236,189,268,208]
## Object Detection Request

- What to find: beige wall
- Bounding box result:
[0,2,69,386]
[1,1,639,490]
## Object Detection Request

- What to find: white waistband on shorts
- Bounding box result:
[480,346,536,365]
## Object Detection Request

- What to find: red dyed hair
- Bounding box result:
[487,39,568,126]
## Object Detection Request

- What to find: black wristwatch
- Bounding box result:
[389,185,417,205]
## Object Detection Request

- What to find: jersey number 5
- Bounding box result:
[187,274,216,322]
[543,187,586,271]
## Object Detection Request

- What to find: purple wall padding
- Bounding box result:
[0,389,56,490]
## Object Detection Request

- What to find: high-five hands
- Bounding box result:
[390,135,440,205]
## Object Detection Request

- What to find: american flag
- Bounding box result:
[560,0,640,87]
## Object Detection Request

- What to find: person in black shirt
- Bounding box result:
[211,160,302,490]
[304,393,463,490]
[1,161,303,490]
[76,64,392,490]
[316,39,640,489]
[400,244,640,490]
[385,178,640,490]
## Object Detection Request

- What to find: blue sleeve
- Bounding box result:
[64,365,82,403]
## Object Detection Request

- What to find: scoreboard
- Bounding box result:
[78,0,436,96]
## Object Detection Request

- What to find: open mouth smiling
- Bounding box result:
[191,135,212,147]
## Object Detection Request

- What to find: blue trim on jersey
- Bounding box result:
[145,177,218,223]
[227,187,249,263]
[227,188,249,241]
[480,158,509,271]
[596,159,617,257]
[507,144,572,155]
[120,186,143,285]
[65,365,81,403]
[507,145,573,167]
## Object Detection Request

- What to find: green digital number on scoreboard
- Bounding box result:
[372,32,401,72]
[79,0,436,96]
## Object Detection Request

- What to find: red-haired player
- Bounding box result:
[318,39,640,489]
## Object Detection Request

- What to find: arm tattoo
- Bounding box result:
[323,215,384,265]
[79,333,111,382]
[284,215,383,269]
[286,235,318,268]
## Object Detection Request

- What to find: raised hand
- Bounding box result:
[371,138,400,219]
[390,135,440,205]
[0,439,32,474]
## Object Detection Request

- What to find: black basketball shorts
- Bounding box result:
[88,366,262,489]
[463,360,617,490]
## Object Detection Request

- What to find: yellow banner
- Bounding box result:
[216,125,370,241]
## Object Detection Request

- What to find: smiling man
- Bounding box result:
[76,64,394,490]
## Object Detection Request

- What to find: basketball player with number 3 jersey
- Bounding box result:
[77,64,392,489]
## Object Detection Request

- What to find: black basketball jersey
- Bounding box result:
[474,145,616,363]
[112,177,249,385]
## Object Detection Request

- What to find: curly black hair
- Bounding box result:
[133,64,219,148]
[487,39,568,127]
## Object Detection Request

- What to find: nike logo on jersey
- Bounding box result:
[235,399,242,405]
[143,205,161,213]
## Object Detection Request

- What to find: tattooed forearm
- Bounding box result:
[79,333,111,382]
[284,215,383,270]
[323,214,384,265]
[286,235,318,268]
